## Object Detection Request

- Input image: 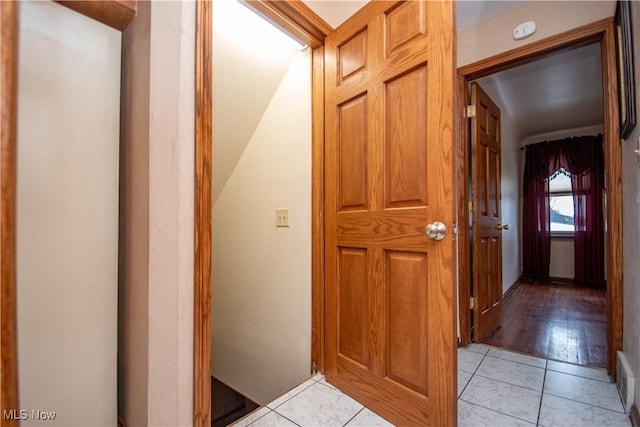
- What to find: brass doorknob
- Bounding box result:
[496,224,510,231]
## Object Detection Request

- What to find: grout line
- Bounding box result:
[458,397,538,425]
[271,410,303,427]
[342,407,365,427]
[536,367,548,426]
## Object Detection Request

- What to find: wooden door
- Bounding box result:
[471,82,504,342]
[324,2,456,425]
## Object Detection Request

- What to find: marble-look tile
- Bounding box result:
[318,376,338,390]
[345,408,394,427]
[311,373,324,382]
[249,411,299,427]
[476,356,545,391]
[487,347,547,369]
[275,382,363,426]
[463,343,492,355]
[538,394,631,427]
[458,348,485,373]
[458,399,535,427]
[458,370,472,397]
[231,407,272,427]
[544,370,625,413]
[546,360,611,383]
[460,375,541,423]
[266,379,316,409]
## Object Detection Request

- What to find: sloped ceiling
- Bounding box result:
[213,0,300,203]
[476,43,603,142]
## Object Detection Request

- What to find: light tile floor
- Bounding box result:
[232,344,631,427]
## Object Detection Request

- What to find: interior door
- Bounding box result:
[471,82,504,342]
[324,1,456,425]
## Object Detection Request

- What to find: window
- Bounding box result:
[548,171,574,234]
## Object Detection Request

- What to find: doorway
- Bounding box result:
[457,20,623,377]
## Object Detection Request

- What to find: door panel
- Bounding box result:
[471,82,503,342]
[325,1,456,425]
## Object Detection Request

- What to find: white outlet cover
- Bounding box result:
[513,21,536,40]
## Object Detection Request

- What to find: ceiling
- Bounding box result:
[302,0,604,144]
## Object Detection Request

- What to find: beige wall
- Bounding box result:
[212,51,312,404]
[497,100,522,293]
[458,1,615,67]
[16,2,120,425]
[119,1,195,425]
[622,0,640,413]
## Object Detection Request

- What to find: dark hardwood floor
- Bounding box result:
[483,279,607,368]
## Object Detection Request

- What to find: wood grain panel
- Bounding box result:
[385,251,428,395]
[56,0,137,31]
[338,30,367,84]
[194,1,212,426]
[1,2,20,424]
[338,95,368,211]
[384,65,428,209]
[384,1,426,56]
[489,147,499,218]
[478,144,488,215]
[338,248,369,367]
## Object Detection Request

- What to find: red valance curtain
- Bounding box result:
[522,134,605,288]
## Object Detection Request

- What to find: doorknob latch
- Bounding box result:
[496,224,510,231]
[424,222,447,240]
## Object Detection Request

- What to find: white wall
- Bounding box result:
[16,2,120,425]
[622,0,640,413]
[119,1,195,425]
[498,100,522,293]
[212,51,312,404]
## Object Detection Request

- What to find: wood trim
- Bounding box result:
[55,1,137,31]
[457,18,623,378]
[194,1,213,426]
[458,18,612,79]
[631,404,640,427]
[244,0,332,49]
[311,46,325,373]
[1,1,20,425]
[601,21,624,378]
[456,71,471,347]
[502,277,522,301]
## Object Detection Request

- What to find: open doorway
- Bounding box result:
[458,21,623,377]
[210,1,313,424]
[471,43,607,368]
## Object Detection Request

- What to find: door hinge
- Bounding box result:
[465,104,476,118]
[470,297,476,310]
[468,201,473,212]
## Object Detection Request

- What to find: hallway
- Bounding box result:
[231,344,629,427]
[484,280,607,368]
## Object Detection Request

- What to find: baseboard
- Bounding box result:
[549,276,574,285]
[503,275,523,301]
[631,404,640,427]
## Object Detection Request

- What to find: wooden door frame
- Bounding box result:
[0,2,137,424]
[456,18,623,377]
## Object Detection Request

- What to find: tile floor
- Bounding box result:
[232,344,631,427]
